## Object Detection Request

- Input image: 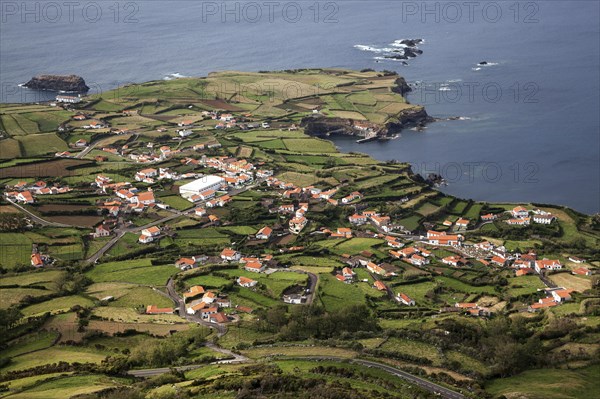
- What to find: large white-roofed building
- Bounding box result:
[179,176,225,200]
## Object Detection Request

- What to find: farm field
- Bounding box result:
[0,69,598,399]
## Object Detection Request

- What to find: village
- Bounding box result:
[1,69,598,399]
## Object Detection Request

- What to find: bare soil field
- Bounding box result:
[0,159,94,178]
[45,215,103,227]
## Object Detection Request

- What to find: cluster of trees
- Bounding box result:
[127,327,207,368]
[254,304,380,341]
[0,213,29,231]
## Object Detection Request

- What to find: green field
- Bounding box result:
[85,259,177,286]
[485,365,600,399]
[0,233,33,268]
[20,295,95,316]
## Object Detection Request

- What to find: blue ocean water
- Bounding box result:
[1,1,598,213]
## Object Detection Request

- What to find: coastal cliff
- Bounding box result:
[301,74,431,138]
[300,106,431,138]
[24,75,89,92]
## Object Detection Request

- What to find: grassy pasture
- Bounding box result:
[85,258,177,286]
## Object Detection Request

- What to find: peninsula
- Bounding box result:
[0,68,598,399]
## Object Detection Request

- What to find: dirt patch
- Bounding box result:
[45,215,103,227]
[273,234,296,246]
[0,205,21,213]
[0,159,94,178]
[38,204,91,213]
[197,99,244,111]
[87,320,189,336]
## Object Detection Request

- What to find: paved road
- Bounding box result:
[126,354,466,398]
[84,230,125,264]
[83,178,266,264]
[6,198,71,227]
[349,358,466,399]
[165,277,228,336]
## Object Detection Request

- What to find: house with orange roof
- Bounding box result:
[409,254,429,267]
[31,253,44,267]
[534,259,562,274]
[515,268,534,276]
[183,286,205,300]
[572,267,592,276]
[528,297,558,312]
[201,291,216,304]
[176,257,198,270]
[92,224,111,238]
[506,217,530,226]
[146,305,174,314]
[16,191,34,204]
[135,168,158,182]
[141,226,161,237]
[195,207,206,217]
[386,238,403,248]
[455,218,470,229]
[289,216,308,235]
[512,206,529,218]
[331,227,352,238]
[366,262,386,276]
[220,248,241,262]
[491,255,507,266]
[455,302,478,309]
[426,230,463,246]
[209,312,229,324]
[256,226,273,240]
[138,234,154,244]
[200,307,218,319]
[349,214,368,225]
[341,191,363,204]
[399,247,419,258]
[442,256,468,267]
[237,276,258,288]
[342,267,355,280]
[551,289,573,302]
[397,293,415,306]
[244,261,265,273]
[186,302,207,315]
[373,281,387,291]
[136,191,155,205]
[480,213,497,221]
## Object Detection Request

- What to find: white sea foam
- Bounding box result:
[163,72,188,80]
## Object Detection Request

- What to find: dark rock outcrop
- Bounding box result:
[392,77,412,96]
[24,75,89,92]
[386,107,434,133]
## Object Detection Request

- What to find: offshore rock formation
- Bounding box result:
[24,75,89,92]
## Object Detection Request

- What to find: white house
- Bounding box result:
[397,293,415,306]
[237,276,258,288]
[512,206,529,218]
[56,95,81,103]
[220,248,241,262]
[255,226,273,240]
[534,259,562,274]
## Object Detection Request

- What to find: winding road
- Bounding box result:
[5,198,71,227]
[126,354,466,399]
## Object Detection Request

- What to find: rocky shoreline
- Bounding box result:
[24,75,89,93]
[301,76,433,139]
